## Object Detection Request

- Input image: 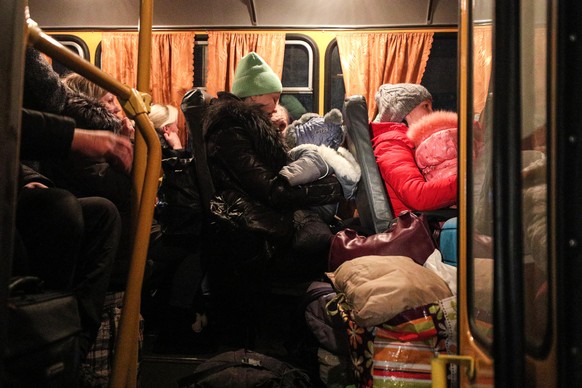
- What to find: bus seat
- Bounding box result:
[180,88,215,215]
[343,95,393,234]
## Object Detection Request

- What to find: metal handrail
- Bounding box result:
[26,2,160,386]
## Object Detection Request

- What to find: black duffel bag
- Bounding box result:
[177,349,311,388]
[3,276,81,388]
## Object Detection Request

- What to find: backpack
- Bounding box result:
[303,281,350,355]
[176,349,311,388]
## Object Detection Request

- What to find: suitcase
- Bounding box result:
[4,276,82,388]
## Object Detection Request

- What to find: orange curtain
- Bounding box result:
[101,32,195,144]
[473,25,493,115]
[336,32,433,120]
[206,32,285,98]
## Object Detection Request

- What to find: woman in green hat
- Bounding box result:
[203,52,343,281]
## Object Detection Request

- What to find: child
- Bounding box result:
[279,108,361,222]
[407,110,484,182]
[406,110,458,181]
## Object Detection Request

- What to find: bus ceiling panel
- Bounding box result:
[27,0,458,29]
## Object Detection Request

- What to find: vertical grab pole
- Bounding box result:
[128,1,153,387]
[110,0,157,387]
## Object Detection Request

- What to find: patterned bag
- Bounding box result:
[81,291,144,387]
[328,295,457,387]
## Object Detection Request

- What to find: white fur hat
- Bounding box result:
[149,104,178,129]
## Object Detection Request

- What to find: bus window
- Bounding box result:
[325,42,345,112]
[192,34,317,114]
[49,35,90,76]
[281,37,317,115]
[471,20,494,352]
[325,32,458,113]
[469,0,550,357]
[194,37,207,87]
[520,0,549,355]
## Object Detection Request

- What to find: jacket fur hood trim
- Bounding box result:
[290,144,361,182]
[204,92,288,169]
[407,110,458,147]
[62,92,122,133]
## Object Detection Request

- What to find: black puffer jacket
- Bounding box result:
[204,93,343,245]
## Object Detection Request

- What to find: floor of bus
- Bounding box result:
[138,286,325,387]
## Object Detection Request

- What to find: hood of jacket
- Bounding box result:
[62,91,122,133]
[406,110,458,147]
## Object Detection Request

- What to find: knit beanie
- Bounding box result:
[375,83,432,123]
[284,108,346,150]
[149,104,178,129]
[231,52,283,98]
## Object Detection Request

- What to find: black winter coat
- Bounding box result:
[39,92,131,215]
[203,93,343,245]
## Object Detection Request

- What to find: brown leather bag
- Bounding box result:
[328,211,437,271]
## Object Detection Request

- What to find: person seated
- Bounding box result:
[62,72,135,139]
[19,48,133,370]
[18,115,130,373]
[407,110,484,183]
[21,54,138,288]
[149,103,201,237]
[144,103,211,354]
[370,83,457,216]
[204,52,344,276]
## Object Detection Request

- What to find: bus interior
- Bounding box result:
[2,0,582,387]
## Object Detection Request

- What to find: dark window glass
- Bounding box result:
[49,35,90,76]
[194,38,207,87]
[325,32,457,113]
[282,44,309,87]
[327,43,345,112]
[422,32,458,111]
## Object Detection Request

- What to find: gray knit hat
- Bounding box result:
[231,52,283,98]
[375,83,432,123]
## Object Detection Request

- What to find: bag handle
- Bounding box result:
[8,276,44,295]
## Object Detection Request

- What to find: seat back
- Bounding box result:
[180,88,215,215]
[343,95,393,234]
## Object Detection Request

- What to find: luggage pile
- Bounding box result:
[310,252,458,387]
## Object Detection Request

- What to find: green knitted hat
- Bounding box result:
[231,52,283,98]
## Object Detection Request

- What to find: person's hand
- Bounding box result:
[163,131,183,150]
[120,117,136,139]
[71,129,134,174]
[23,182,48,190]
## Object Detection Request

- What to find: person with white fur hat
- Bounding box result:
[203,52,343,280]
[149,103,183,151]
[370,83,457,216]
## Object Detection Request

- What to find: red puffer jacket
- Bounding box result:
[370,121,457,216]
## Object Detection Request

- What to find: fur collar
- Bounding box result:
[407,110,458,147]
[62,91,122,133]
[204,92,288,169]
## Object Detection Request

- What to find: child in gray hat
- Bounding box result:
[370,83,457,216]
